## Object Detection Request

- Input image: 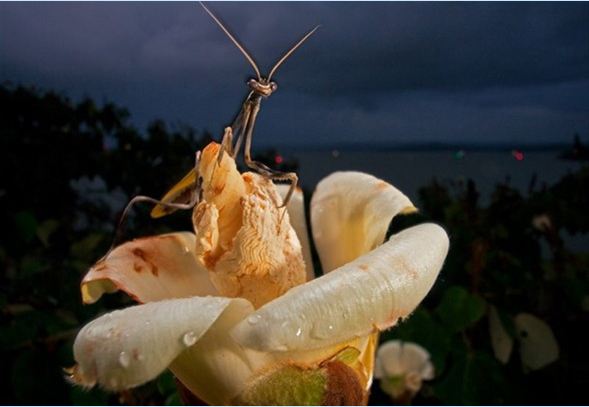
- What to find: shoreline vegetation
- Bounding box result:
[1,84,588,405]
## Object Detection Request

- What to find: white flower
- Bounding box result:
[70,142,449,405]
[532,214,552,232]
[374,340,434,399]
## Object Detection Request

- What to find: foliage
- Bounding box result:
[373,167,589,405]
[1,84,587,405]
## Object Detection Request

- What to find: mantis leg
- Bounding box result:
[108,153,203,254]
[242,101,298,208]
[217,97,252,165]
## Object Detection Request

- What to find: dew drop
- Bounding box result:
[182,331,197,347]
[118,351,130,368]
[295,327,302,337]
[247,314,262,325]
[310,323,332,340]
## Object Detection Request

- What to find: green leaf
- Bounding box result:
[235,365,327,405]
[37,218,59,246]
[14,211,38,243]
[435,286,487,332]
[19,256,45,277]
[382,308,452,372]
[157,371,177,396]
[70,233,104,260]
[434,348,505,405]
[165,392,182,406]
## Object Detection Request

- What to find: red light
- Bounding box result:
[512,149,524,161]
[274,154,284,164]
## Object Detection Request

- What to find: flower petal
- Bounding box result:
[398,342,432,378]
[81,232,217,304]
[311,171,416,273]
[488,305,513,364]
[276,184,314,281]
[71,296,254,392]
[374,340,403,378]
[169,299,274,404]
[232,223,448,352]
[514,313,559,371]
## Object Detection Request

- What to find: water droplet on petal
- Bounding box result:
[247,314,262,325]
[295,327,302,337]
[182,331,197,347]
[118,351,130,368]
[311,323,333,340]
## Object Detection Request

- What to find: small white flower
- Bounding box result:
[374,340,434,399]
[532,214,552,232]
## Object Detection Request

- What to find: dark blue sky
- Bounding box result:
[1,2,588,148]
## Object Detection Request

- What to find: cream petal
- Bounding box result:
[170,301,274,404]
[311,171,416,273]
[276,184,314,281]
[72,296,254,392]
[81,232,217,304]
[514,313,559,371]
[375,340,403,378]
[404,371,423,393]
[420,360,435,380]
[232,223,449,352]
[489,305,513,364]
[398,342,432,377]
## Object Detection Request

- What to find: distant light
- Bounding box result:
[274,154,284,165]
[512,149,525,161]
[332,149,340,158]
[454,150,465,160]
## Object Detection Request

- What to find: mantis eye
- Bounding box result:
[270,82,278,92]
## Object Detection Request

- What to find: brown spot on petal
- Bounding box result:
[131,248,159,276]
[375,180,389,190]
[358,264,369,271]
[132,348,140,361]
[322,361,367,406]
[93,262,108,272]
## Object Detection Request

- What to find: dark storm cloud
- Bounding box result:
[1,2,588,146]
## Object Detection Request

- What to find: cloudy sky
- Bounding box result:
[1,2,588,148]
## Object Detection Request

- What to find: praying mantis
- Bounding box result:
[110,3,318,250]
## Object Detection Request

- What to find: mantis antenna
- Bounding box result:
[199,2,262,81]
[198,2,318,208]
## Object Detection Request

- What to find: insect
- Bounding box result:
[150,2,319,218]
[108,3,318,251]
